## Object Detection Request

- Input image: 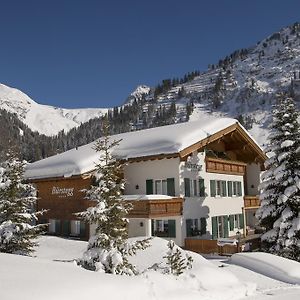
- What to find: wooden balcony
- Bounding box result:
[244,195,260,209]
[206,157,246,175]
[127,197,183,218]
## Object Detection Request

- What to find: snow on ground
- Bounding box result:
[230,252,300,284]
[1,236,254,300]
[208,254,300,300]
[33,235,87,261]
[1,236,300,300]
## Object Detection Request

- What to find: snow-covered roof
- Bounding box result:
[25,117,261,180]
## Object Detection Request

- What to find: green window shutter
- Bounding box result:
[80,222,86,237]
[193,179,197,196]
[237,182,242,196]
[167,178,175,196]
[229,215,234,231]
[55,220,61,234]
[200,217,207,235]
[223,215,229,238]
[199,179,205,197]
[146,179,153,194]
[186,219,193,237]
[210,180,216,197]
[151,219,154,236]
[221,181,227,197]
[239,214,244,229]
[168,220,176,238]
[184,178,190,197]
[211,217,218,239]
[227,181,233,197]
[62,220,70,236]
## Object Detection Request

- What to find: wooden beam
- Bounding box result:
[28,172,93,183]
[179,123,238,160]
[126,153,179,163]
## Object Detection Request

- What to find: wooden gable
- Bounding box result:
[179,123,267,168]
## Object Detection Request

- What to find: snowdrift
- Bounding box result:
[230,252,300,284]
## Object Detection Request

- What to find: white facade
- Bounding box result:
[124,158,180,195]
[123,151,260,246]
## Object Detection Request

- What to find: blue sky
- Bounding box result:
[0,0,299,108]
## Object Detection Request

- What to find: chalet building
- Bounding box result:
[25,118,266,247]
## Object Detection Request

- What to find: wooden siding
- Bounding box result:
[205,157,246,175]
[35,177,93,221]
[244,195,260,209]
[128,198,183,218]
[185,239,241,255]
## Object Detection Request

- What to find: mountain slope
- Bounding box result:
[1,22,300,153]
[128,22,300,148]
[0,84,108,136]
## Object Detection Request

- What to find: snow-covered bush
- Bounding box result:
[163,240,193,276]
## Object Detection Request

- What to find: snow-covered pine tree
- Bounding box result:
[163,240,193,276]
[77,120,150,274]
[256,95,300,261]
[0,149,45,255]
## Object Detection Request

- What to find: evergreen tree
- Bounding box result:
[0,149,45,255]
[163,240,193,276]
[256,95,300,261]
[77,120,150,274]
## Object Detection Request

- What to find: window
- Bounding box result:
[71,220,81,236]
[48,219,61,234]
[146,178,175,196]
[211,180,241,197]
[233,214,244,229]
[210,180,227,197]
[152,219,176,238]
[211,216,229,239]
[186,218,207,237]
[186,219,198,237]
[71,220,86,237]
[185,178,205,197]
[155,179,167,195]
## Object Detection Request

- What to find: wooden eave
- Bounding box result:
[179,123,238,160]
[179,123,267,165]
[125,153,179,163]
[27,171,93,183]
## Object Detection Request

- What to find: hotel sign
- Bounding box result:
[185,162,202,172]
[51,186,74,198]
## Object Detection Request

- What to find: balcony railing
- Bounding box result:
[205,157,246,175]
[244,195,260,208]
[127,197,183,218]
